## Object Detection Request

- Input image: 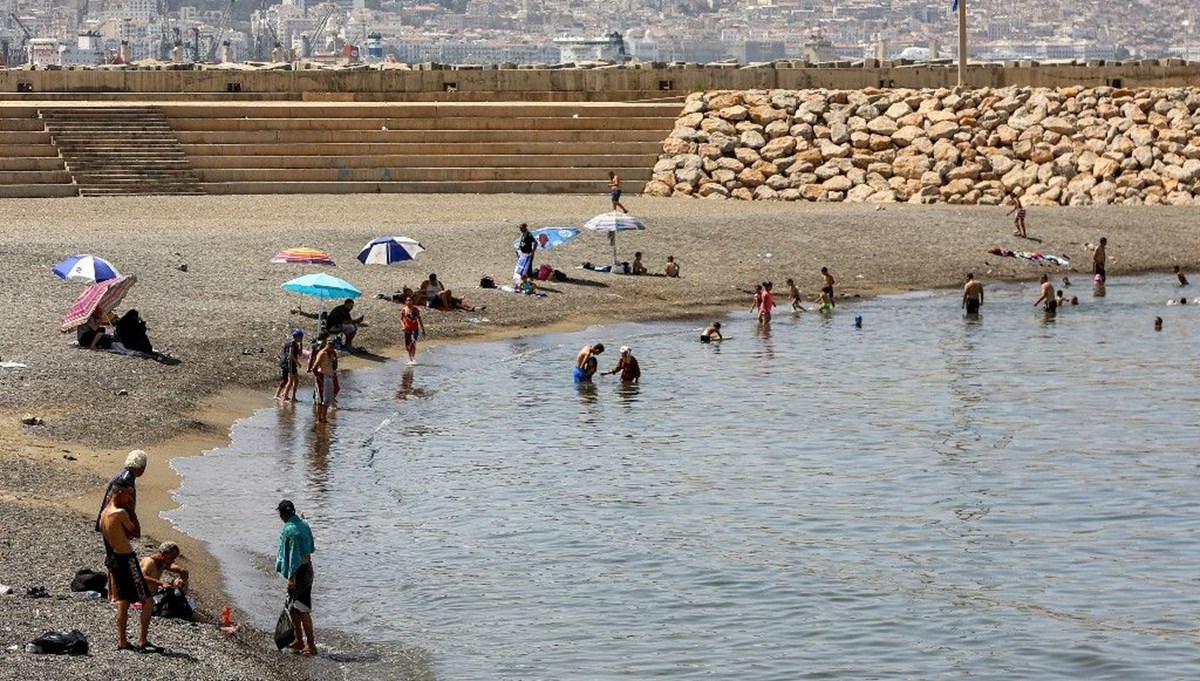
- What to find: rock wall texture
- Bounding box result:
[647,87,1200,206]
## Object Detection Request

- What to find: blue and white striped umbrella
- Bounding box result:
[52,254,122,283]
[356,236,425,265]
[583,212,646,264]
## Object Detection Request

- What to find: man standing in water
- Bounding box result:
[399,295,425,366]
[100,478,157,652]
[574,343,604,384]
[312,336,337,424]
[602,346,641,384]
[608,171,628,213]
[1093,237,1107,282]
[962,273,984,314]
[276,500,316,656]
[1034,273,1057,313]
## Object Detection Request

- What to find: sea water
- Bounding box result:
[167,275,1200,680]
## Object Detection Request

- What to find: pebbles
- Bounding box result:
[652,86,1200,205]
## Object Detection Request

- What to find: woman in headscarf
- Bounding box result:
[115,309,153,354]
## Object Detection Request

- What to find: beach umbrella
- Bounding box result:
[52,254,122,283]
[356,236,425,265]
[281,273,362,301]
[511,227,580,251]
[583,212,646,264]
[61,275,137,332]
[271,247,336,266]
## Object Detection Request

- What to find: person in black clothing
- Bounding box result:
[324,299,363,351]
[517,223,537,279]
[115,310,154,354]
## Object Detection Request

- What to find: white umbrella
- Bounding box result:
[583,212,646,264]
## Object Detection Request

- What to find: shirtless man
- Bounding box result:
[140,541,188,596]
[1007,195,1027,238]
[700,322,722,343]
[100,479,157,652]
[1034,273,1057,313]
[1093,237,1107,282]
[312,337,337,423]
[631,252,647,276]
[608,171,627,213]
[574,343,604,384]
[819,267,836,307]
[602,346,641,384]
[664,255,680,278]
[962,273,984,314]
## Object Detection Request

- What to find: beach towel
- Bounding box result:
[514,253,533,282]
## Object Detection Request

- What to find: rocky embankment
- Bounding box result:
[647,86,1200,205]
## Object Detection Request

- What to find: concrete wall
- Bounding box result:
[0,62,1197,101]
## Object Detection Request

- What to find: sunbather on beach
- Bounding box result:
[665,255,680,278]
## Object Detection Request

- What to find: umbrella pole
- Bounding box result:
[610,231,618,265]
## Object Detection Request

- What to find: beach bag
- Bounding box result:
[278,341,292,369]
[153,588,194,621]
[25,630,88,655]
[536,264,553,281]
[69,568,107,595]
[479,276,496,289]
[274,602,295,649]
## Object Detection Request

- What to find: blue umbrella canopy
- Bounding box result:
[281,273,362,300]
[356,236,425,265]
[52,254,122,283]
[511,227,580,251]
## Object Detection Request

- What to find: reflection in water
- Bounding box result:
[170,276,1200,681]
[754,321,774,362]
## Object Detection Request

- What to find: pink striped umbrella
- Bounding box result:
[60,275,137,332]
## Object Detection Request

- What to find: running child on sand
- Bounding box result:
[1007,195,1027,238]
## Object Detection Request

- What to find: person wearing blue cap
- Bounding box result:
[275,329,304,403]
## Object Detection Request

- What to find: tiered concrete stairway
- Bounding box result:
[0,107,77,198]
[163,102,677,194]
[40,107,204,196]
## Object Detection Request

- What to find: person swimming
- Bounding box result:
[700,322,722,343]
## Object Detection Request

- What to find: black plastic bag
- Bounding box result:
[153,588,194,621]
[26,630,89,655]
[273,604,295,650]
[70,568,107,596]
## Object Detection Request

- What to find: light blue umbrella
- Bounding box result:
[511,227,580,251]
[281,273,362,300]
[52,254,121,283]
[356,236,425,265]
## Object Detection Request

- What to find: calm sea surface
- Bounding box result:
[167,275,1200,680]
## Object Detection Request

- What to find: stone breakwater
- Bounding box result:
[646,87,1200,206]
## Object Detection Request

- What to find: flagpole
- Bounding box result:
[957,0,967,86]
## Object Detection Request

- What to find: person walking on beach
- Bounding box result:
[100,478,158,652]
[1093,237,1107,282]
[400,295,425,366]
[758,281,775,324]
[602,346,641,384]
[312,337,337,424]
[516,223,537,280]
[819,267,836,308]
[574,343,604,384]
[97,450,147,603]
[962,273,984,314]
[608,171,628,213]
[275,329,303,403]
[275,500,316,656]
[1035,273,1057,313]
[1007,195,1027,238]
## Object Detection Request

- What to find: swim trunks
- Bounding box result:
[610,189,622,202]
[700,334,711,343]
[1045,299,1058,313]
[288,561,314,613]
[404,330,418,353]
[965,299,980,314]
[110,552,150,603]
[821,285,833,296]
[1093,264,1105,280]
[573,366,590,384]
[320,375,335,406]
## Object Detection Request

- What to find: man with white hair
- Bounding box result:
[96,450,148,603]
[140,541,188,596]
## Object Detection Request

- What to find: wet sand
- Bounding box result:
[1,194,1197,678]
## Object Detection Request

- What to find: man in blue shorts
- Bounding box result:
[574,343,604,384]
[608,172,627,213]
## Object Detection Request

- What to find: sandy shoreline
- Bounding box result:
[1,194,1198,679]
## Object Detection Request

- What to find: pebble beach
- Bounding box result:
[1,193,1198,679]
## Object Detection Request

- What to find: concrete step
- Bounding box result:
[194,166,649,183]
[157,103,685,119]
[174,129,665,144]
[0,170,75,184]
[0,144,60,157]
[0,184,79,198]
[166,116,675,132]
[186,153,657,170]
[79,189,205,196]
[200,180,647,194]
[0,118,48,131]
[0,131,52,144]
[183,141,660,156]
[0,157,68,171]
